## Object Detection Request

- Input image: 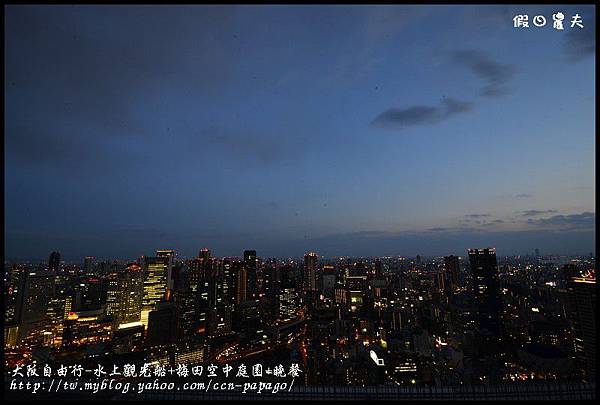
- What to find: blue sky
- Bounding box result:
[5,5,595,260]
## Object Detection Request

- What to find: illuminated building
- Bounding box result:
[244,250,258,299]
[156,249,175,291]
[433,271,445,292]
[62,309,112,347]
[567,276,596,379]
[8,270,56,346]
[321,265,336,298]
[113,321,144,353]
[279,287,300,323]
[79,277,107,310]
[184,254,211,336]
[262,260,280,323]
[207,260,234,337]
[198,247,211,261]
[175,258,210,337]
[174,342,205,364]
[106,263,144,325]
[304,252,318,291]
[236,263,248,304]
[238,300,267,349]
[4,265,25,326]
[141,256,170,327]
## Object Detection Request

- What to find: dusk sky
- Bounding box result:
[5,5,595,260]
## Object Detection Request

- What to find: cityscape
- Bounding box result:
[3,247,597,399]
[4,4,596,401]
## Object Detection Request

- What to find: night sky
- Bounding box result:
[5,5,595,260]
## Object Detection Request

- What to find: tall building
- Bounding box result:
[374,259,383,277]
[184,252,212,336]
[21,271,55,325]
[106,263,144,326]
[304,252,318,291]
[49,251,61,273]
[244,250,258,300]
[156,249,175,291]
[444,255,460,290]
[468,248,502,336]
[235,262,248,304]
[146,301,178,347]
[141,256,170,327]
[207,259,234,337]
[567,276,596,379]
[198,248,211,262]
[83,256,94,273]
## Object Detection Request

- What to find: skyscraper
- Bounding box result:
[146,301,178,347]
[156,249,175,291]
[304,252,318,291]
[180,255,211,337]
[49,251,61,273]
[106,263,144,326]
[374,259,383,277]
[198,248,211,262]
[468,248,502,336]
[567,276,596,379]
[235,262,248,304]
[83,256,94,273]
[244,250,258,299]
[141,256,169,327]
[444,255,460,291]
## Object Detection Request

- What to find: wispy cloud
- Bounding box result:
[450,50,517,97]
[371,97,473,130]
[521,209,558,217]
[464,213,491,218]
[525,212,595,231]
[371,49,516,132]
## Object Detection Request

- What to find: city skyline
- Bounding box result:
[5,5,595,259]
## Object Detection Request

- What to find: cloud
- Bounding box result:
[5,6,237,169]
[464,213,491,218]
[521,209,558,217]
[450,50,517,97]
[198,127,307,167]
[370,49,515,132]
[525,212,595,231]
[280,226,595,257]
[515,193,533,198]
[371,97,473,130]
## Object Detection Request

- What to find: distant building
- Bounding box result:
[49,251,61,273]
[444,255,460,290]
[83,256,94,273]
